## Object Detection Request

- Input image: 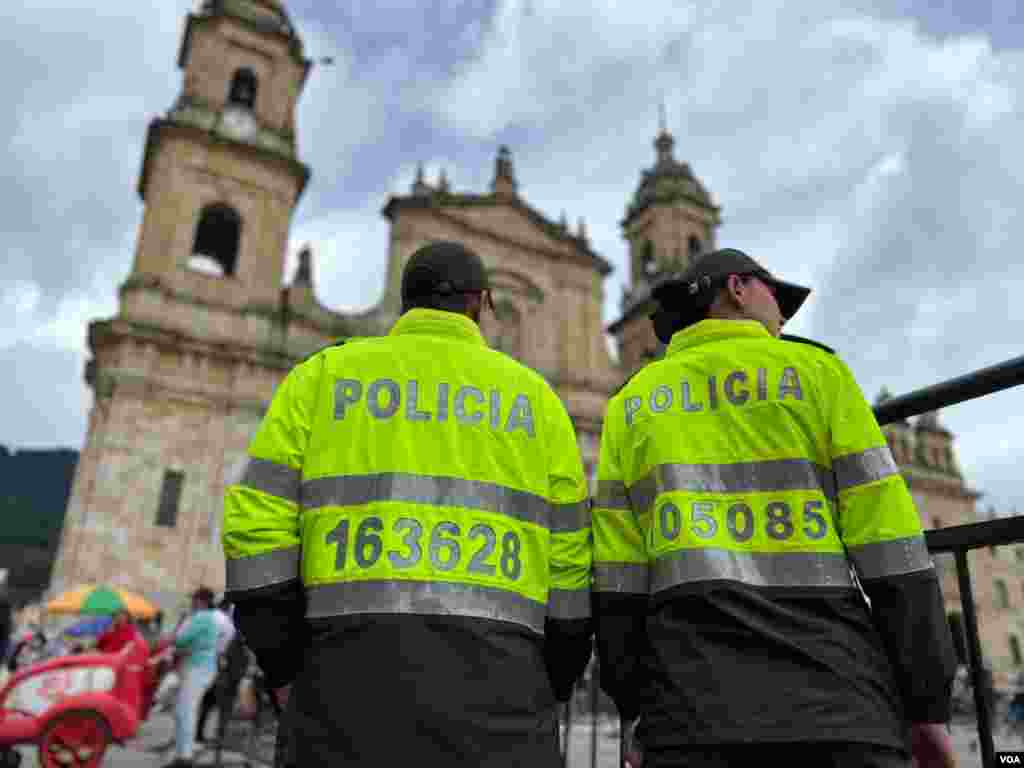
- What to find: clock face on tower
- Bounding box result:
[221,106,257,141]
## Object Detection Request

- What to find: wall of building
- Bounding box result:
[885,419,1024,688]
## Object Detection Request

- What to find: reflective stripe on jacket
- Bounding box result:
[223,309,591,633]
[593,319,931,598]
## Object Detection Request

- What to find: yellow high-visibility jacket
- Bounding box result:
[593,319,955,750]
[224,310,590,624]
[222,309,592,765]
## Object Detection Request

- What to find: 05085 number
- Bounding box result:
[658,499,829,544]
[325,516,523,580]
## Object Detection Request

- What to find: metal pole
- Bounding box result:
[618,716,625,767]
[955,550,995,768]
[590,656,599,768]
[873,354,1024,426]
[562,699,572,768]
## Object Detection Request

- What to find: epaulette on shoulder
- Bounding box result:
[612,365,647,396]
[780,334,836,355]
[300,337,358,364]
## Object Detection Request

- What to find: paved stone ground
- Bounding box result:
[7,708,1017,766]
[949,711,1024,768]
[562,716,623,767]
[14,709,276,768]
[561,714,1019,767]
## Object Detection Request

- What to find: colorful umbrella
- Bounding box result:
[46,584,157,619]
[63,615,113,637]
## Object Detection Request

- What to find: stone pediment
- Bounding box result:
[382,193,611,275]
[487,268,545,304]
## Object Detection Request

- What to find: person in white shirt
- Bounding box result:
[211,601,236,656]
[196,600,240,745]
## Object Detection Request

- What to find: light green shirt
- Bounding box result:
[174,609,219,672]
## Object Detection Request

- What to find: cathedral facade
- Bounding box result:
[48,0,1022,683]
[880,406,1024,687]
[48,0,683,611]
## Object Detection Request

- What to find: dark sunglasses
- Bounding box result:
[732,272,777,296]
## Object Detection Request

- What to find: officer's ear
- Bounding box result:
[724,274,744,303]
[719,274,754,312]
[465,291,485,324]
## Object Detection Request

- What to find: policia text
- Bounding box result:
[624,366,804,425]
[335,378,536,436]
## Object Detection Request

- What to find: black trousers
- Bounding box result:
[196,672,243,741]
[643,742,909,768]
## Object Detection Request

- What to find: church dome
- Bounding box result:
[201,0,291,22]
[625,130,715,221]
[198,0,297,39]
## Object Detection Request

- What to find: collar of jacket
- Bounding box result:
[666,318,773,356]
[389,308,487,346]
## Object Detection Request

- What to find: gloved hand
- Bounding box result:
[622,718,643,768]
[910,722,956,768]
[274,684,291,709]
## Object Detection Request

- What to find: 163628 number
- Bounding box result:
[325,516,523,580]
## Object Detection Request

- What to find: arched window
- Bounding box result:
[641,240,657,277]
[1011,635,1023,666]
[491,299,523,359]
[688,235,703,260]
[228,67,258,110]
[188,203,241,277]
[996,579,1010,609]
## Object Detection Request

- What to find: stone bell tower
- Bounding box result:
[49,0,315,612]
[128,0,310,316]
[609,111,721,376]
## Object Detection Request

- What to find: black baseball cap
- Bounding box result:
[651,248,811,324]
[401,241,491,305]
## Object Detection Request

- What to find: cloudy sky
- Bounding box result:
[3,0,1024,520]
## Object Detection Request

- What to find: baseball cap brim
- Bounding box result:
[651,265,811,322]
[765,277,811,321]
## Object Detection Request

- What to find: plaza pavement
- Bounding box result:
[15,708,274,768]
[9,708,1015,766]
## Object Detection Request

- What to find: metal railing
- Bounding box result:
[923,516,1024,767]
[582,353,1024,768]
[875,353,1024,768]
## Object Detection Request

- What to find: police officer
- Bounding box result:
[593,248,957,768]
[223,241,593,767]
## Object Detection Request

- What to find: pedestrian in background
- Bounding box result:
[96,609,146,654]
[164,586,220,768]
[593,248,957,768]
[196,600,245,745]
[0,584,11,670]
[223,241,594,767]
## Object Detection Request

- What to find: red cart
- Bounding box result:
[0,636,165,768]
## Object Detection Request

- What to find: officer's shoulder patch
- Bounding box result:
[300,337,358,364]
[780,334,836,355]
[612,363,651,396]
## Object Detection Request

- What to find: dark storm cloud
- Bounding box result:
[0,1,191,309]
[434,0,1024,513]
[4,0,1024,520]
[0,343,89,449]
[872,0,1024,50]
